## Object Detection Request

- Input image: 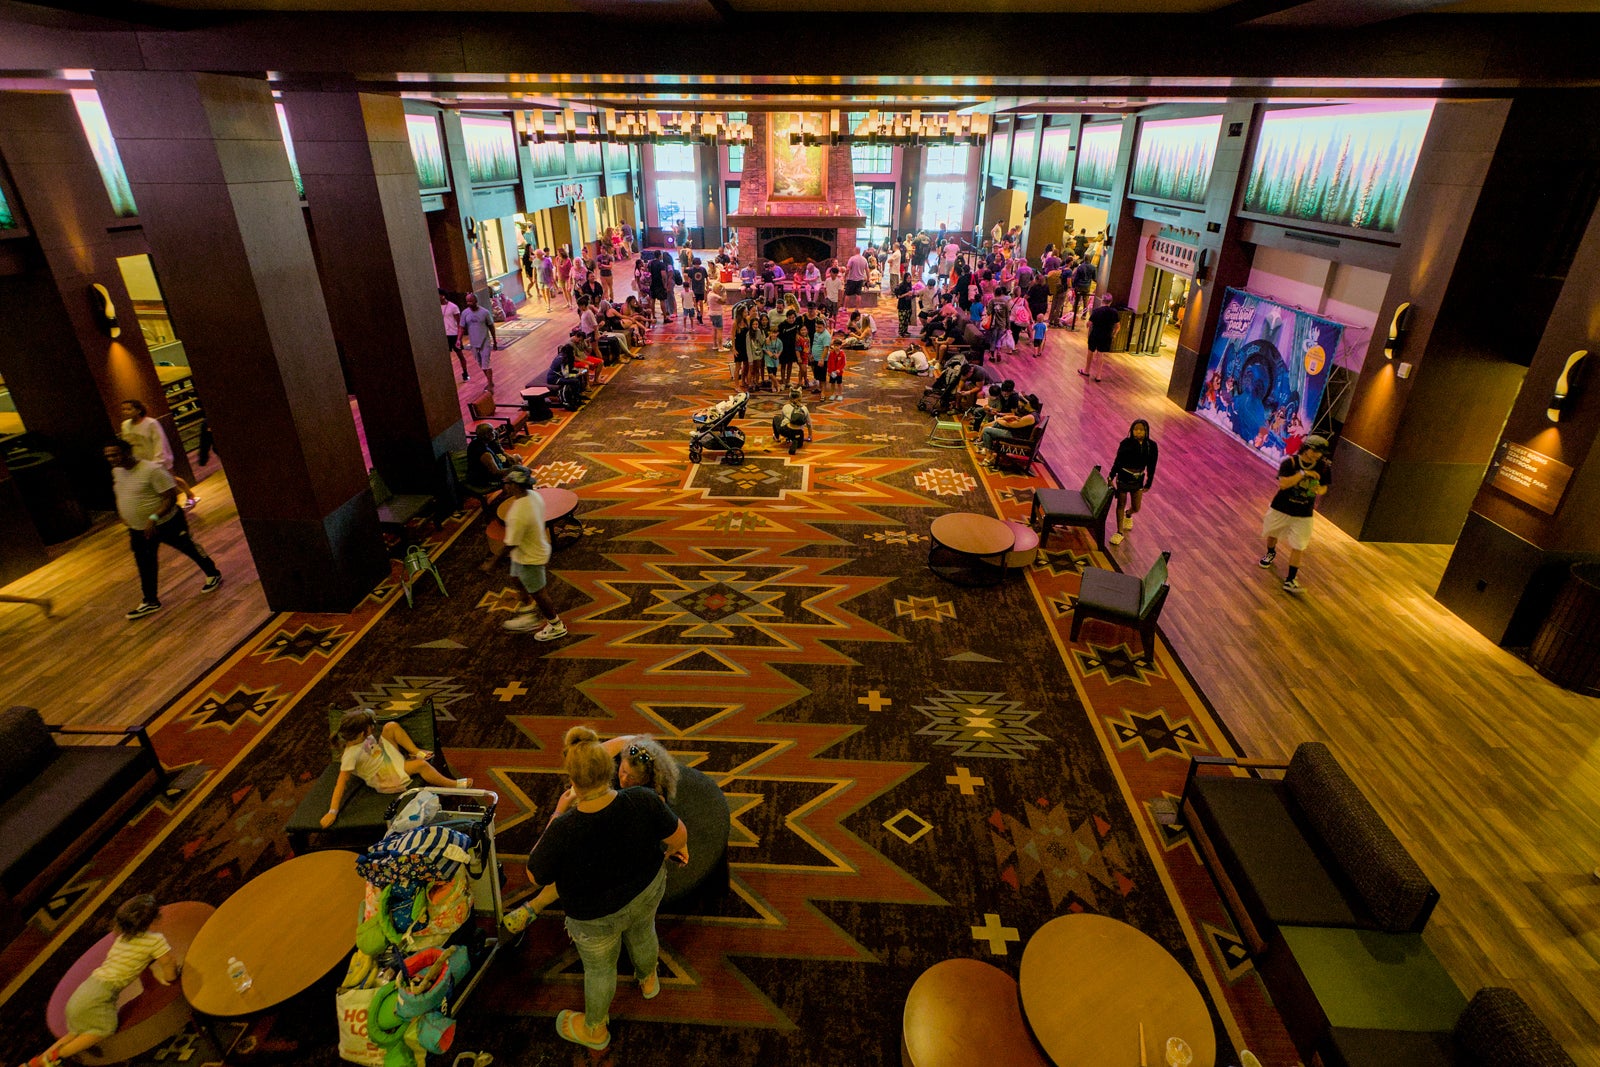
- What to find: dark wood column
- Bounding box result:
[1166,101,1257,410]
[280,90,465,495]
[93,70,387,612]
[896,143,922,240]
[0,90,192,506]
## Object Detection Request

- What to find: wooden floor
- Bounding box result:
[4,269,1598,1061]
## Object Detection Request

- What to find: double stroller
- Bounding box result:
[689,392,749,464]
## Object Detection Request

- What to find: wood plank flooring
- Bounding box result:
[3,268,1598,1061]
[999,324,1600,1065]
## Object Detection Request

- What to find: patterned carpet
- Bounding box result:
[0,332,1298,1066]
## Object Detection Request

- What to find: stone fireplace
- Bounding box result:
[726,113,866,269]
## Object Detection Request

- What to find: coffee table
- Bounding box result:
[928,512,1014,586]
[488,486,583,550]
[183,850,365,1019]
[49,902,214,1066]
[1020,913,1216,1067]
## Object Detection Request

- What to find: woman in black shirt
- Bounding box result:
[528,726,688,1051]
[1108,419,1159,546]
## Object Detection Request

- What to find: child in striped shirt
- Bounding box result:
[22,895,177,1067]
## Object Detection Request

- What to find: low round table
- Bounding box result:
[928,512,1015,586]
[488,486,583,551]
[1019,913,1216,1067]
[902,958,1051,1067]
[48,902,214,1066]
[183,851,365,1019]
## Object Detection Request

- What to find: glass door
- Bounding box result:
[855,183,894,250]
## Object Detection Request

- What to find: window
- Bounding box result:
[920,181,966,230]
[855,183,894,249]
[655,178,700,227]
[481,218,508,277]
[925,145,970,176]
[725,183,740,217]
[727,145,745,173]
[851,144,893,175]
[654,142,696,172]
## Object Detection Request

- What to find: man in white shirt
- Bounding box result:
[885,247,903,291]
[441,291,467,381]
[499,469,565,640]
[459,292,498,394]
[105,437,221,620]
[119,399,198,509]
[942,239,960,279]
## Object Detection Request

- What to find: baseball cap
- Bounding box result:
[1301,435,1331,452]
[504,468,534,488]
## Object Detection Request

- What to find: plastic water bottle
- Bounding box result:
[226,956,253,993]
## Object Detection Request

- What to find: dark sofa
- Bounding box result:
[0,706,164,932]
[1325,987,1577,1067]
[1180,740,1438,954]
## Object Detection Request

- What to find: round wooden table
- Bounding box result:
[928,512,1015,586]
[1019,914,1216,1067]
[489,487,582,550]
[183,851,365,1017]
[48,902,214,1066]
[902,958,1051,1067]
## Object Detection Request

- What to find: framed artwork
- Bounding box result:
[767,113,828,200]
[1130,114,1222,204]
[460,114,519,186]
[406,114,450,193]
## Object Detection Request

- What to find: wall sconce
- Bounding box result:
[1194,248,1210,282]
[86,283,121,338]
[1548,349,1589,422]
[1384,301,1414,360]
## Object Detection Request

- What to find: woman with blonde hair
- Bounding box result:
[523,726,688,1051]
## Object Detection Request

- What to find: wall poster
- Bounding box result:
[1074,123,1122,193]
[1130,114,1221,204]
[406,114,450,193]
[767,113,827,200]
[1037,127,1073,188]
[460,114,519,186]
[1197,287,1346,464]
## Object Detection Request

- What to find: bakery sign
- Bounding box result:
[1488,441,1574,514]
[1145,226,1200,276]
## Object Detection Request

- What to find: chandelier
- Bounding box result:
[789,110,992,146]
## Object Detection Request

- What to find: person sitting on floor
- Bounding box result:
[772,387,813,455]
[886,343,932,374]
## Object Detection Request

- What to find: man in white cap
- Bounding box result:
[1259,435,1333,594]
[500,469,566,640]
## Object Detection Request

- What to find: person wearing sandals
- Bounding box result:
[1108,419,1159,546]
[522,727,689,1052]
[502,733,678,935]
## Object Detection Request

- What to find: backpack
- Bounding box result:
[1073,263,1094,289]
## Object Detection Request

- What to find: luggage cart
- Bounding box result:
[382,786,507,1018]
[688,392,749,465]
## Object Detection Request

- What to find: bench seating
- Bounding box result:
[1181,741,1439,955]
[1325,987,1577,1067]
[0,707,164,941]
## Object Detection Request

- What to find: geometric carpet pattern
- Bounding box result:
[0,332,1296,1066]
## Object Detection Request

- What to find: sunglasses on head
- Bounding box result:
[626,744,654,764]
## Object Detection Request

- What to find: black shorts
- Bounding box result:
[844,279,864,296]
[1114,471,1145,494]
[780,354,797,366]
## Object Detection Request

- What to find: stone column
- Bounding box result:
[94,70,387,612]
[280,90,465,495]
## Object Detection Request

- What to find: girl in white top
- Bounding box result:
[23,895,177,1067]
[320,708,471,828]
[120,398,198,509]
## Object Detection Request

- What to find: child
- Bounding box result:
[821,268,844,325]
[1108,418,1159,547]
[810,319,832,395]
[1032,313,1048,358]
[22,895,177,1067]
[321,708,470,828]
[826,335,847,401]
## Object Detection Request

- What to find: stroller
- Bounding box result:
[689,392,749,464]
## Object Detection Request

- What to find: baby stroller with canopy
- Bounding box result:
[689,392,749,464]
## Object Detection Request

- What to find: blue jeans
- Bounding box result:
[564,866,667,1025]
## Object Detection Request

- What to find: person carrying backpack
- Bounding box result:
[1069,258,1096,329]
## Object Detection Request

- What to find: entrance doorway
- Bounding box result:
[1131,266,1191,356]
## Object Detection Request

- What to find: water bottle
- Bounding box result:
[226,956,253,993]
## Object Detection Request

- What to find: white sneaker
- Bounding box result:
[503,613,542,632]
[1122,517,1134,531]
[1108,532,1124,546]
[534,620,568,642]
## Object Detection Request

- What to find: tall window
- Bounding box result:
[727,145,745,173]
[725,183,741,216]
[655,178,700,227]
[850,144,893,175]
[925,145,970,176]
[920,181,966,230]
[654,142,695,172]
[855,183,894,249]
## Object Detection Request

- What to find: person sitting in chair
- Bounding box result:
[978,394,1039,460]
[467,422,530,485]
[772,388,813,455]
[547,345,590,409]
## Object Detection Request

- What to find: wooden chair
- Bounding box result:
[468,393,529,446]
[1070,550,1172,662]
[369,469,435,546]
[448,450,502,513]
[1031,465,1113,549]
[992,414,1049,474]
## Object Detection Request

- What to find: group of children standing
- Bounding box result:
[729,303,848,400]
